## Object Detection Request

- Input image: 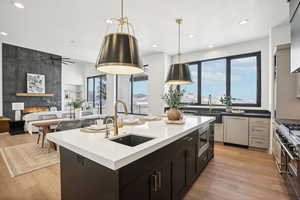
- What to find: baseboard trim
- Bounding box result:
[0,132,9,136]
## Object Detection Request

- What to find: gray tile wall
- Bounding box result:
[2,43,62,119]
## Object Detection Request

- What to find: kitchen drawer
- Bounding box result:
[249,138,269,149]
[249,133,269,148]
[249,118,270,126]
[249,126,269,136]
[250,135,268,141]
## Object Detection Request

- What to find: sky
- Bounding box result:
[133,80,148,95]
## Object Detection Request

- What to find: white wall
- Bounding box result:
[81,62,115,115]
[268,23,291,153]
[171,37,270,110]
[62,60,85,86]
[61,60,87,110]
[0,41,2,116]
[145,53,170,115]
[269,24,291,113]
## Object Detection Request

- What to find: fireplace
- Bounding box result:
[23,107,49,113]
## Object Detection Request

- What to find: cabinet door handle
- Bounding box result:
[76,155,84,166]
[151,174,158,192]
[157,171,162,189]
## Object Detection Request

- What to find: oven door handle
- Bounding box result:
[275,133,298,160]
[274,158,284,174]
[288,163,297,177]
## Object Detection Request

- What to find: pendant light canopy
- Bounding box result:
[95,0,144,75]
[166,19,192,85]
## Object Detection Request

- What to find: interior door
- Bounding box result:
[224,116,249,145]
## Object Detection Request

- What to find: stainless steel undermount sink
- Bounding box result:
[110,134,154,147]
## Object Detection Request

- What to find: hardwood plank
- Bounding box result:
[0,134,60,200]
[184,144,293,200]
[0,134,294,200]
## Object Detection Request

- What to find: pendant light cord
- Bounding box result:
[121,0,124,19]
[176,18,182,63]
[178,21,181,63]
[119,0,124,32]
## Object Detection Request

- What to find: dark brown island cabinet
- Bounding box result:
[60,122,214,200]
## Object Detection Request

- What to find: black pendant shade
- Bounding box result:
[166,63,192,85]
[165,18,192,85]
[96,33,144,75]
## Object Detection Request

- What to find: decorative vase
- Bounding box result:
[167,109,181,121]
[74,108,81,119]
[50,106,57,111]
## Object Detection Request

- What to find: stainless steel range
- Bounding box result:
[274,120,300,198]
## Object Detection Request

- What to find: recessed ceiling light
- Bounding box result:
[239,19,249,25]
[188,34,194,38]
[0,32,8,36]
[208,44,214,49]
[13,2,25,9]
[152,44,158,48]
[105,19,113,24]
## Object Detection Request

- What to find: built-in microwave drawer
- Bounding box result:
[199,149,208,172]
[199,130,208,149]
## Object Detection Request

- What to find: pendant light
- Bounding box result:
[166,18,192,85]
[95,0,144,75]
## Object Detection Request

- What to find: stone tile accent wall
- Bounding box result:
[2,43,62,119]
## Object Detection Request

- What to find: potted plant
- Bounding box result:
[163,86,184,121]
[220,95,233,112]
[68,99,85,119]
[47,101,57,111]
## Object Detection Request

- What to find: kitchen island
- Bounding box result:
[47,116,215,200]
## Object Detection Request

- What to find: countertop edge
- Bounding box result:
[47,117,215,170]
[114,118,215,169]
[47,134,117,169]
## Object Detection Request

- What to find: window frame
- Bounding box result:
[116,65,149,115]
[87,75,107,114]
[180,51,261,107]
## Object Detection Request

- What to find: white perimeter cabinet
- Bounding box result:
[223,116,249,145]
[249,118,270,148]
[222,116,270,148]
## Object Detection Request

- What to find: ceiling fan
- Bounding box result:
[50,56,75,65]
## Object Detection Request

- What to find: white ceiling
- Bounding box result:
[0,0,289,62]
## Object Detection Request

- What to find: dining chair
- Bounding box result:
[55,120,83,131]
[81,118,98,128]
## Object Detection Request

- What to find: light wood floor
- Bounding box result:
[0,134,293,200]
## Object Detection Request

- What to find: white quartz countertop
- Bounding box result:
[47,116,215,170]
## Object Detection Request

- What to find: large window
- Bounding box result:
[181,52,261,107]
[201,59,226,104]
[181,64,198,104]
[87,75,107,114]
[132,75,149,114]
[230,56,258,104]
[116,66,149,114]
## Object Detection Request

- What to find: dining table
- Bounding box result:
[31,120,62,149]
[31,116,104,149]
